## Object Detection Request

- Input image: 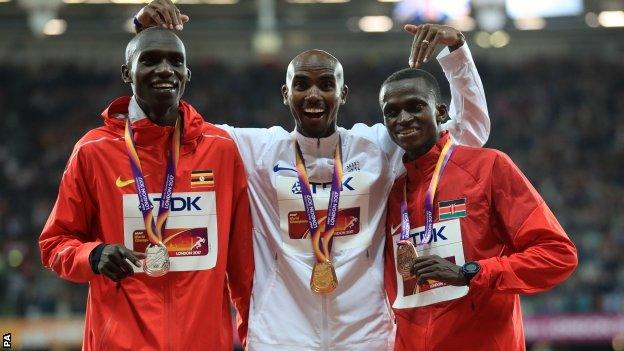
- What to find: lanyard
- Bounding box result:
[124,118,181,245]
[294,137,343,263]
[400,138,455,247]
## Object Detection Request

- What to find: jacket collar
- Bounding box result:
[292,129,340,160]
[404,131,451,180]
[101,96,203,150]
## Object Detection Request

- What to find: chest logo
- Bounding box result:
[438,198,467,220]
[116,174,149,188]
[191,170,214,188]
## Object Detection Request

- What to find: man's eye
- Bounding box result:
[293,81,306,90]
[384,109,399,118]
[322,82,335,90]
[140,58,155,66]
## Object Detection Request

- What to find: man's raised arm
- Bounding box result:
[408,24,490,147]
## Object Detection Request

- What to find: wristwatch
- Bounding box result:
[460,261,481,284]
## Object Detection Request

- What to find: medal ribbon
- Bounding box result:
[400,138,455,247]
[294,138,343,263]
[124,118,181,245]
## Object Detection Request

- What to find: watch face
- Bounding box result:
[464,262,479,274]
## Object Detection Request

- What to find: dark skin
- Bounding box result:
[133,2,467,135]
[98,244,145,282]
[122,28,191,126]
[96,29,191,283]
[381,77,469,287]
[282,50,348,138]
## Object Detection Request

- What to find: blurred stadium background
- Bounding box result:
[1,0,623,350]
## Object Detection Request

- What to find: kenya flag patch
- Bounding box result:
[438,198,467,220]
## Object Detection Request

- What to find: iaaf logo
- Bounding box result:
[291,177,355,195]
[147,196,202,211]
[408,225,448,245]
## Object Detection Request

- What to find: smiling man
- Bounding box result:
[380,68,578,350]
[133,2,491,349]
[39,28,254,350]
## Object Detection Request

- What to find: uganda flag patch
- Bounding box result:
[191,170,214,188]
[438,198,467,221]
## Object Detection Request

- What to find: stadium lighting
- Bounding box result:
[446,16,476,32]
[0,0,12,3]
[598,11,624,27]
[285,0,316,3]
[513,17,546,30]
[43,18,67,35]
[358,16,393,32]
[377,0,400,2]
[489,30,509,48]
[8,249,24,268]
[317,0,349,3]
[585,12,600,28]
[474,31,491,48]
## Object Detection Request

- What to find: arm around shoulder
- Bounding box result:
[438,42,491,147]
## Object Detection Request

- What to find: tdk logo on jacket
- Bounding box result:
[151,196,202,211]
[291,177,355,195]
[409,226,448,245]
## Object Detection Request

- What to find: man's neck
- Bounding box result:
[296,125,336,139]
[136,99,180,126]
[405,136,439,161]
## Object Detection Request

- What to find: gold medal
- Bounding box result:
[310,261,338,294]
[396,240,417,279]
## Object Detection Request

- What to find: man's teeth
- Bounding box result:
[398,128,417,136]
[153,83,175,88]
[304,108,324,113]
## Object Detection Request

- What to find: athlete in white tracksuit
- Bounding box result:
[132,3,489,349]
[220,43,489,351]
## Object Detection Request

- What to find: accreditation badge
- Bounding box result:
[393,219,468,309]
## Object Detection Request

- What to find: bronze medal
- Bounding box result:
[144,242,170,277]
[396,240,417,279]
[310,261,338,294]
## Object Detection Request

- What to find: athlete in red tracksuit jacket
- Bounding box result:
[380,68,577,351]
[39,28,253,351]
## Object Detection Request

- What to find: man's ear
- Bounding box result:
[121,64,132,84]
[436,103,448,124]
[187,68,191,82]
[281,84,289,106]
[340,84,349,105]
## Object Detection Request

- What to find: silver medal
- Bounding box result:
[144,242,170,277]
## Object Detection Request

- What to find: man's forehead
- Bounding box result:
[382,79,434,102]
[136,37,184,54]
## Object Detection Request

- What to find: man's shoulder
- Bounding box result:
[74,126,123,152]
[450,145,509,177]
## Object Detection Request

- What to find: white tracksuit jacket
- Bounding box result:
[220,44,490,351]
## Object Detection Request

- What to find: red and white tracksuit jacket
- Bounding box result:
[384,132,578,351]
[39,96,253,351]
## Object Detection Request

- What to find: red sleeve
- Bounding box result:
[470,152,578,294]
[38,144,102,283]
[225,148,254,347]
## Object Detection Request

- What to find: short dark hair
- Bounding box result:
[381,68,441,101]
[125,27,185,66]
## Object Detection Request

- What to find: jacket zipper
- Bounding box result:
[165,278,173,351]
[322,294,329,350]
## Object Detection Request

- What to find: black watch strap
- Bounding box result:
[461,261,481,283]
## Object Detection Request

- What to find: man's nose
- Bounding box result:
[397,110,413,124]
[305,85,321,101]
[155,61,174,76]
